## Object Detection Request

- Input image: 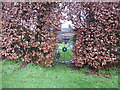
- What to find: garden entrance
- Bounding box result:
[55,28,75,63]
[1,2,119,69]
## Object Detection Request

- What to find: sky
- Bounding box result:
[60,5,74,29]
[61,20,74,29]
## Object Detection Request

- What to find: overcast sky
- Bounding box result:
[60,5,74,29]
[61,20,74,28]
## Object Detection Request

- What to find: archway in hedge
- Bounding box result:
[1,2,119,69]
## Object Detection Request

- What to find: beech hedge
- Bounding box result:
[1,2,119,69]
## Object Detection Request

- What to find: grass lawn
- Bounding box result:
[1,60,118,88]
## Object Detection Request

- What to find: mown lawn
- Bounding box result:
[1,60,118,88]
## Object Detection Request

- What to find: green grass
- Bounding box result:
[1,60,118,88]
[58,43,73,61]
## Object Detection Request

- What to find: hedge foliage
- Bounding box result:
[1,2,58,67]
[48,2,119,69]
[1,2,119,69]
[72,2,119,69]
